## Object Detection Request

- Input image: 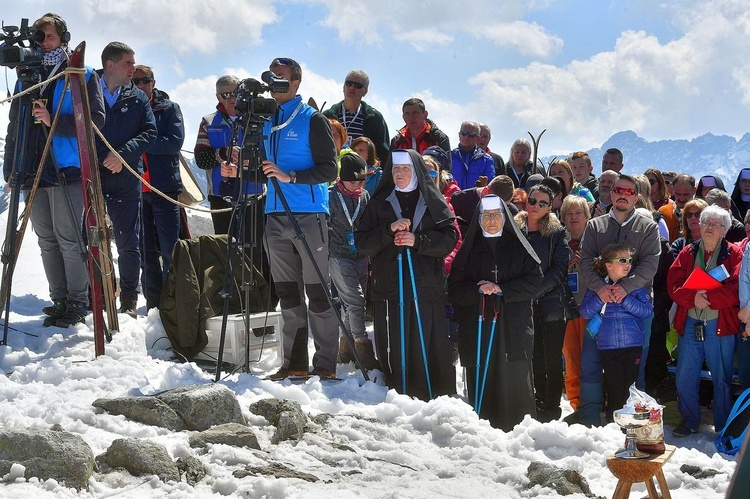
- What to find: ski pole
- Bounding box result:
[406,247,432,400]
[477,293,501,415]
[398,252,406,394]
[475,294,484,412]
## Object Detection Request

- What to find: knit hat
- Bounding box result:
[422,146,448,171]
[340,152,367,181]
[526,173,544,190]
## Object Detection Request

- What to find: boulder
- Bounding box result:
[92,396,185,431]
[526,461,599,497]
[0,427,94,490]
[188,423,260,450]
[100,438,180,483]
[249,399,307,443]
[155,384,245,431]
[176,456,207,486]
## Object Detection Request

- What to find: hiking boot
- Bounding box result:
[120,295,138,319]
[268,368,310,381]
[672,424,698,437]
[563,411,582,425]
[337,336,355,364]
[310,367,337,379]
[42,300,68,327]
[354,339,379,371]
[55,301,88,328]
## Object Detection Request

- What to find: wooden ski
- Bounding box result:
[68,42,119,355]
[527,129,546,175]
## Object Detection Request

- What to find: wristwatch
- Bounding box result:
[288,171,297,183]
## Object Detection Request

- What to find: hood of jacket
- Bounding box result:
[514,210,563,237]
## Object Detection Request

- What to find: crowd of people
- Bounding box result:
[6,13,750,436]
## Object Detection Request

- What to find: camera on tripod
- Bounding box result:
[0,19,44,69]
[234,71,289,118]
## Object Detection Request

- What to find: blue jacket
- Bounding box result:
[143,88,183,193]
[263,95,337,214]
[580,285,653,350]
[3,64,105,188]
[450,146,495,190]
[96,75,157,199]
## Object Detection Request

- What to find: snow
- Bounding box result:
[0,207,740,498]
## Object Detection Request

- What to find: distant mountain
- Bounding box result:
[543,130,750,187]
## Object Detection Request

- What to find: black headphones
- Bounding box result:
[43,12,70,43]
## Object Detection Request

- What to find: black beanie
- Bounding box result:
[340,152,367,181]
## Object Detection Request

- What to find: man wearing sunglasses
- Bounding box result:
[96,42,157,318]
[132,65,184,311]
[450,121,495,190]
[322,70,390,163]
[261,57,339,380]
[574,174,661,426]
[390,98,451,170]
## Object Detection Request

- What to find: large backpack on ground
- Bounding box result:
[715,387,750,455]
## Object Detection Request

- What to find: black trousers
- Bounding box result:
[532,312,567,418]
[601,347,642,413]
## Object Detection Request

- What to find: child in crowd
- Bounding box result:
[580,243,653,413]
[351,136,382,196]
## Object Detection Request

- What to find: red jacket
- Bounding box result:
[667,239,742,336]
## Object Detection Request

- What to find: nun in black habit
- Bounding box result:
[355,149,458,401]
[448,195,543,431]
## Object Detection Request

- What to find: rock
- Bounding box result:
[176,456,206,486]
[527,461,598,497]
[0,428,94,490]
[188,423,260,450]
[101,438,180,483]
[155,384,245,431]
[233,462,319,482]
[93,396,185,431]
[680,464,721,479]
[249,399,307,443]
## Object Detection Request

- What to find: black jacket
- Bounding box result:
[323,100,390,163]
[144,88,184,193]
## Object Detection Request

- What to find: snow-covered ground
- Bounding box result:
[0,206,740,498]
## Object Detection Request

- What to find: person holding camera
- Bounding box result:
[261,57,339,380]
[667,205,741,437]
[3,13,105,327]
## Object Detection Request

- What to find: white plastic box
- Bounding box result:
[197,311,284,366]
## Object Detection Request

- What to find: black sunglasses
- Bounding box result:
[218,91,237,99]
[459,131,478,138]
[132,77,153,85]
[345,80,364,89]
[527,196,550,208]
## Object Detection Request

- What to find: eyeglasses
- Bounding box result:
[218,91,237,100]
[685,211,701,219]
[345,80,364,89]
[272,57,301,72]
[428,170,438,179]
[611,257,633,264]
[701,220,724,229]
[612,186,636,196]
[481,212,503,220]
[131,77,153,85]
[459,131,478,138]
[527,197,550,208]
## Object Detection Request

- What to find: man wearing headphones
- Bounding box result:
[3,13,106,327]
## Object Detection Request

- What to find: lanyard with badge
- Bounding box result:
[337,191,362,252]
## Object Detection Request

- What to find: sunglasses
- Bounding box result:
[131,77,153,85]
[611,257,633,264]
[428,170,438,179]
[273,57,300,71]
[218,91,237,99]
[685,211,701,219]
[612,186,636,196]
[345,80,364,89]
[459,131,478,138]
[527,197,550,208]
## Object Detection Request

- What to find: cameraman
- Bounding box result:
[261,57,338,380]
[3,13,105,327]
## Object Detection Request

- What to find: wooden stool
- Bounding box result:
[606,444,675,499]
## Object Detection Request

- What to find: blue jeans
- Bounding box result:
[329,256,369,342]
[141,192,180,309]
[676,317,736,430]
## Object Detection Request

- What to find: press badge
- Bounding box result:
[348,231,357,253]
[567,272,579,294]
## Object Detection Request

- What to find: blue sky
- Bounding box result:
[2,0,749,160]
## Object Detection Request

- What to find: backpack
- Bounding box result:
[715,387,750,455]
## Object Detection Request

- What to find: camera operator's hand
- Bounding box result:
[261,160,292,183]
[32,100,51,127]
[220,161,238,179]
[102,152,124,173]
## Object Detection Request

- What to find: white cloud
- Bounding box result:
[478,21,563,58]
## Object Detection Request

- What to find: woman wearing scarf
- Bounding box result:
[3,13,105,327]
[448,195,543,430]
[355,149,458,401]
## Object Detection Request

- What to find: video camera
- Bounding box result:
[0,19,44,69]
[234,71,289,118]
